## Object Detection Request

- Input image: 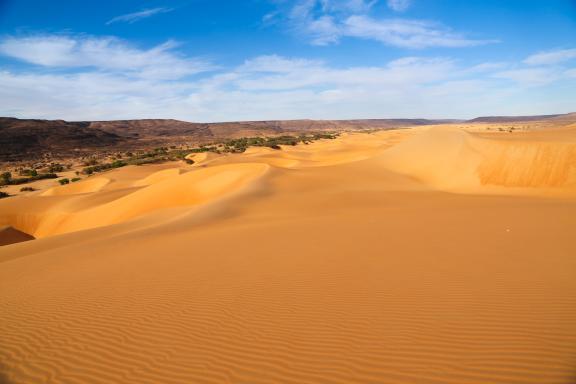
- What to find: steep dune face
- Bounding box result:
[1,127,576,384]
[378,127,576,194]
[378,128,483,190]
[476,139,576,189]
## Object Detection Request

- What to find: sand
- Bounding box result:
[1,126,575,383]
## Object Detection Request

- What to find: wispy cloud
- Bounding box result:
[272,0,497,48]
[344,16,497,48]
[493,68,560,86]
[387,0,411,12]
[0,35,212,80]
[106,7,173,25]
[524,48,576,66]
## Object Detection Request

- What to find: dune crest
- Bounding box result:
[41,177,111,196]
[132,168,183,187]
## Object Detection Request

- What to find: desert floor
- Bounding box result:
[1,125,576,384]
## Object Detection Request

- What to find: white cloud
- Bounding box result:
[566,68,576,78]
[106,7,173,25]
[524,48,576,66]
[0,35,574,121]
[465,62,508,73]
[231,55,454,91]
[493,68,560,86]
[387,0,411,12]
[277,0,496,48]
[344,16,496,48]
[321,0,377,13]
[0,35,212,80]
[239,55,324,73]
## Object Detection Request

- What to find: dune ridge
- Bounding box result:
[41,177,112,196]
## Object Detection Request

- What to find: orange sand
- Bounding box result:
[1,126,576,383]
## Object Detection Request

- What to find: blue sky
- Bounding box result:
[0,0,575,121]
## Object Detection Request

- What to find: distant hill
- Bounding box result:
[466,113,576,123]
[2,114,573,162]
[0,117,451,162]
[0,117,125,162]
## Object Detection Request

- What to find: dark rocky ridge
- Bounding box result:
[0,117,454,162]
[1,113,574,162]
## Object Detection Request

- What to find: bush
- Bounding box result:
[1,172,12,183]
[184,158,195,165]
[0,191,10,199]
[19,169,38,177]
[20,187,36,192]
[58,178,70,185]
[71,177,81,182]
[48,163,65,173]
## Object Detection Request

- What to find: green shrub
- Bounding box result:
[71,177,81,182]
[48,163,65,173]
[82,160,127,175]
[20,187,36,192]
[19,169,38,177]
[0,173,58,186]
[58,178,70,185]
[0,191,10,199]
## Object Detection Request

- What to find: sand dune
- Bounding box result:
[0,163,269,238]
[378,127,576,195]
[41,177,111,196]
[184,152,211,165]
[1,126,575,384]
[132,168,183,187]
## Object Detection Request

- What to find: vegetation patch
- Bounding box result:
[78,133,339,176]
[82,160,127,175]
[1,171,59,186]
